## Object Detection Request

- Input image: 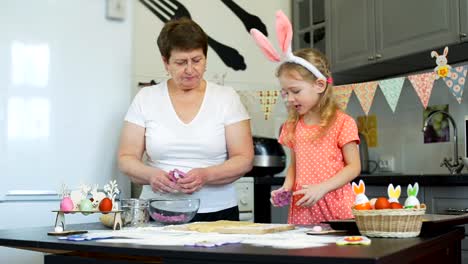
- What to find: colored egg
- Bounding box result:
[99,198,113,212]
[79,199,93,215]
[60,197,74,212]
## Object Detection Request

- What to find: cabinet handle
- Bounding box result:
[460,33,467,38]
[445,208,468,215]
[375,54,382,59]
[368,56,375,61]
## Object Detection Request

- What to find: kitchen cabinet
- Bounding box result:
[424,186,468,263]
[292,0,327,55]
[328,0,460,72]
[462,0,468,42]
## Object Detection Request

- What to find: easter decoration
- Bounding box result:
[387,184,403,209]
[351,181,426,238]
[404,183,421,208]
[336,235,371,246]
[59,184,74,213]
[51,180,123,234]
[431,46,452,80]
[352,180,372,210]
[103,180,120,210]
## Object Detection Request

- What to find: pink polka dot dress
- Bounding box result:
[279,111,360,225]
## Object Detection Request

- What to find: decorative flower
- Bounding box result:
[438,66,449,78]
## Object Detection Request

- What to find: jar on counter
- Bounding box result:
[120,198,149,227]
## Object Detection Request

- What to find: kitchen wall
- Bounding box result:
[132,0,291,139]
[346,67,468,175]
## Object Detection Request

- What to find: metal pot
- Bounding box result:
[245,136,286,177]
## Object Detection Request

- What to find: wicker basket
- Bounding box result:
[352,207,426,238]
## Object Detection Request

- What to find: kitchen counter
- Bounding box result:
[0,223,464,264]
[252,173,468,223]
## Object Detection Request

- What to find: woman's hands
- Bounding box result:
[176,168,209,194]
[149,170,182,194]
[294,184,327,207]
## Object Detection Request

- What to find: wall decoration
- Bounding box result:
[423,104,450,144]
[353,81,378,115]
[333,84,354,110]
[407,72,436,109]
[378,77,405,112]
[431,46,451,80]
[444,65,467,104]
[220,0,268,36]
[357,115,378,148]
[139,0,268,71]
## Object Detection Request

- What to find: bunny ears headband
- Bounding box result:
[250,10,332,84]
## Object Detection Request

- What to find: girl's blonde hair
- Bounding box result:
[277,48,339,145]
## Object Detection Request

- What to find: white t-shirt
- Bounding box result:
[124,80,250,213]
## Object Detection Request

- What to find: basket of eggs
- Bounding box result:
[351,180,426,238]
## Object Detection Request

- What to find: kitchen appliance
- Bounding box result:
[358,133,378,174]
[234,177,254,222]
[246,136,286,177]
[358,133,370,173]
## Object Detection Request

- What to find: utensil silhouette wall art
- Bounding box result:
[139,0,268,71]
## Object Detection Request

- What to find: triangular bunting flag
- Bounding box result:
[379,77,405,113]
[257,90,279,120]
[407,72,436,109]
[333,85,354,110]
[353,81,378,115]
[444,65,467,104]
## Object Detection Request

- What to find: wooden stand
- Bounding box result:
[52,210,123,231]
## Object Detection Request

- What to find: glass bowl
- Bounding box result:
[149,198,200,225]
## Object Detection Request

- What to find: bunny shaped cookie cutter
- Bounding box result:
[404,182,421,208]
[250,10,332,84]
[431,46,452,80]
[352,180,371,209]
[387,183,401,204]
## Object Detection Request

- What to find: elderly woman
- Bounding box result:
[118,17,254,221]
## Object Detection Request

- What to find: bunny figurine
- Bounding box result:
[387,183,401,203]
[352,180,371,210]
[431,46,452,80]
[404,183,421,208]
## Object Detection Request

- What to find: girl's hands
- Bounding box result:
[149,170,181,193]
[176,168,209,194]
[294,184,327,207]
[270,187,291,207]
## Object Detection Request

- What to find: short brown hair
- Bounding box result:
[157,17,208,60]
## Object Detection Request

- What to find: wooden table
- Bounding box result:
[0,223,464,264]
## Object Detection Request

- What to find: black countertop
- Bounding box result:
[0,223,464,264]
[253,173,468,186]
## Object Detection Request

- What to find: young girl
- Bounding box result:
[251,11,361,225]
